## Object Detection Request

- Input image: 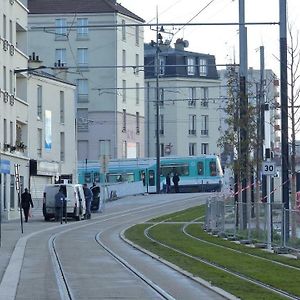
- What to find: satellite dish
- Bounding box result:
[183,40,189,48]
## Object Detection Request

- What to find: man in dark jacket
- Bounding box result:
[172,173,180,193]
[55,186,66,222]
[21,188,34,222]
[83,183,93,219]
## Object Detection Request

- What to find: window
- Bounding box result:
[122,49,126,71]
[201,143,209,154]
[55,48,67,65]
[3,119,7,144]
[99,140,111,156]
[188,87,196,107]
[199,58,207,76]
[9,70,13,94]
[201,115,208,135]
[136,83,140,104]
[77,18,88,38]
[122,80,126,102]
[189,114,196,135]
[77,48,88,66]
[37,128,42,157]
[3,66,7,90]
[55,18,67,38]
[122,140,127,158]
[189,143,196,156]
[197,161,204,175]
[77,79,88,102]
[160,143,165,157]
[122,109,126,132]
[200,87,209,107]
[10,175,15,209]
[158,88,164,106]
[37,85,42,120]
[9,121,13,145]
[77,108,88,131]
[209,161,217,176]
[60,132,65,161]
[135,26,139,46]
[122,19,126,41]
[136,142,141,158]
[9,20,13,44]
[135,54,139,74]
[3,14,7,39]
[136,112,140,134]
[157,57,165,75]
[159,114,164,135]
[60,91,65,124]
[187,57,195,75]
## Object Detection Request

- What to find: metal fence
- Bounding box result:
[204,194,300,252]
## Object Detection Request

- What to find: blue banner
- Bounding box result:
[0,160,10,174]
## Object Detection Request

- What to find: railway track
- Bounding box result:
[40,195,224,300]
[139,216,300,300]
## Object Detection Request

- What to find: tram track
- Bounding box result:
[45,195,215,300]
[140,217,300,300]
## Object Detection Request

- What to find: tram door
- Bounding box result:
[147,169,156,193]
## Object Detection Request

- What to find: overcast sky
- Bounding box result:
[120,0,300,76]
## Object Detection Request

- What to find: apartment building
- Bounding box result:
[218,67,280,165]
[0,0,29,220]
[144,39,222,157]
[27,0,145,162]
[26,56,76,206]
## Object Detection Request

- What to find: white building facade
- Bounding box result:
[27,63,76,207]
[0,0,29,220]
[144,40,222,158]
[27,0,145,165]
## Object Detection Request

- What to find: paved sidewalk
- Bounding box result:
[0,208,57,285]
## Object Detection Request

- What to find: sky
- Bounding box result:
[120,0,300,76]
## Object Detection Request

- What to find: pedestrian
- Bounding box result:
[172,173,180,193]
[83,183,93,219]
[21,188,34,222]
[165,174,171,193]
[90,182,100,211]
[55,186,66,222]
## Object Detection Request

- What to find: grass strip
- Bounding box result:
[125,224,287,300]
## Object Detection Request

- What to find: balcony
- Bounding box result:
[189,129,196,135]
[201,129,208,136]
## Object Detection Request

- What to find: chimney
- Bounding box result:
[52,61,69,81]
[174,38,189,51]
[28,52,43,69]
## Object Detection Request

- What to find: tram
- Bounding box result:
[78,155,223,193]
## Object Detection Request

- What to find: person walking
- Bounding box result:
[172,173,180,193]
[55,186,66,222]
[90,182,100,211]
[165,174,171,193]
[21,188,34,222]
[83,183,93,219]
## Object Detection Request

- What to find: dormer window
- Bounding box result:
[199,58,208,76]
[187,57,195,75]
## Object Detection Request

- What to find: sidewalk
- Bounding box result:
[0,208,53,284]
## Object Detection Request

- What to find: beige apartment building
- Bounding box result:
[27,0,145,167]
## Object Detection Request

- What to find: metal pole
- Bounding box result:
[279,0,289,243]
[155,7,161,194]
[239,0,248,229]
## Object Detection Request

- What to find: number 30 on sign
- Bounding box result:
[262,162,276,175]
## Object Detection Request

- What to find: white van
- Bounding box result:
[43,184,86,221]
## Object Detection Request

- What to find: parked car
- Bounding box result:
[43,184,86,221]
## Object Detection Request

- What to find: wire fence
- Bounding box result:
[204,194,300,253]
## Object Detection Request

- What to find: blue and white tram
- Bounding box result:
[78,155,223,193]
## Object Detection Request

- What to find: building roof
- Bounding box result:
[28,0,144,22]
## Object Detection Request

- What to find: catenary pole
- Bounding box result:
[279,0,289,244]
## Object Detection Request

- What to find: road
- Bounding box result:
[1,193,233,300]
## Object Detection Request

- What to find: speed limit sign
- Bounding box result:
[262,161,276,175]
